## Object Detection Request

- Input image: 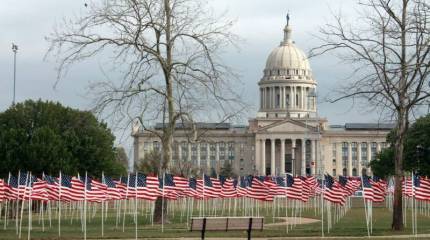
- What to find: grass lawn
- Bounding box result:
[0,198,429,239]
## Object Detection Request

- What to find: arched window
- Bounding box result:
[362,168,367,176]
[352,168,357,176]
[342,168,347,176]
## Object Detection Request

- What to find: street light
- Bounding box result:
[12,43,18,106]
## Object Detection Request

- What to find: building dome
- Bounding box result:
[257,16,317,120]
[263,25,312,80]
[265,35,310,71]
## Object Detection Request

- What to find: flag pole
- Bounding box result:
[16,170,21,235]
[360,175,370,238]
[161,172,165,233]
[321,175,324,238]
[101,172,105,238]
[19,171,29,238]
[123,173,130,232]
[4,172,11,230]
[84,172,88,240]
[58,171,62,237]
[27,172,33,240]
[135,171,138,239]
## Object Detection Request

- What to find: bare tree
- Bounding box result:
[311,0,430,230]
[46,0,245,222]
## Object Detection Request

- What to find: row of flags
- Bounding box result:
[1,171,428,204]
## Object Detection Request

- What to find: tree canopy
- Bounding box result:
[371,115,430,178]
[0,100,126,178]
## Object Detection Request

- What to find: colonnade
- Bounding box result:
[255,137,319,176]
[260,85,316,111]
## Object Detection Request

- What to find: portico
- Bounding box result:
[255,136,320,176]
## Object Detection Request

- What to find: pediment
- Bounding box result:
[257,119,316,133]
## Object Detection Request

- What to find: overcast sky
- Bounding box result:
[0,0,384,159]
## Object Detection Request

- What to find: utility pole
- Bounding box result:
[12,43,18,106]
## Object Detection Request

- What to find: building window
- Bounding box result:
[361,142,368,164]
[228,142,235,162]
[332,143,336,161]
[342,142,348,168]
[351,142,357,167]
[153,141,160,152]
[371,142,377,160]
[332,169,336,176]
[296,94,299,106]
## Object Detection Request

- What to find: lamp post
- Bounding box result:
[12,43,18,106]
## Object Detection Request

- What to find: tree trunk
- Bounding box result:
[153,197,168,224]
[392,108,408,230]
[154,0,174,224]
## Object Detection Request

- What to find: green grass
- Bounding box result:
[0,198,429,239]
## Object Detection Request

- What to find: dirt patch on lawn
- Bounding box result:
[266,217,320,226]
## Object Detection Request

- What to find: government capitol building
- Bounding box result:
[132,18,392,177]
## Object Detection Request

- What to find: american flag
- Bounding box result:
[173,176,189,197]
[402,177,413,197]
[246,176,269,201]
[185,177,199,198]
[362,175,374,202]
[160,173,178,200]
[324,174,346,205]
[236,176,248,197]
[413,176,430,201]
[103,176,122,200]
[371,176,386,202]
[286,177,302,200]
[197,174,219,198]
[219,176,236,198]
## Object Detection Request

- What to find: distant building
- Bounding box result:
[132,18,393,177]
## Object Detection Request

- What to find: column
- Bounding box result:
[290,86,296,109]
[377,142,381,153]
[262,88,265,109]
[367,142,372,174]
[301,139,306,176]
[206,143,210,170]
[271,138,276,176]
[261,139,266,175]
[347,142,352,176]
[272,87,276,109]
[178,142,182,162]
[318,140,323,175]
[215,142,220,165]
[280,87,284,109]
[281,139,286,175]
[311,139,316,175]
[255,138,260,175]
[291,139,296,175]
[336,142,342,176]
[197,142,201,167]
[187,142,192,162]
[301,87,304,109]
[357,143,362,176]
